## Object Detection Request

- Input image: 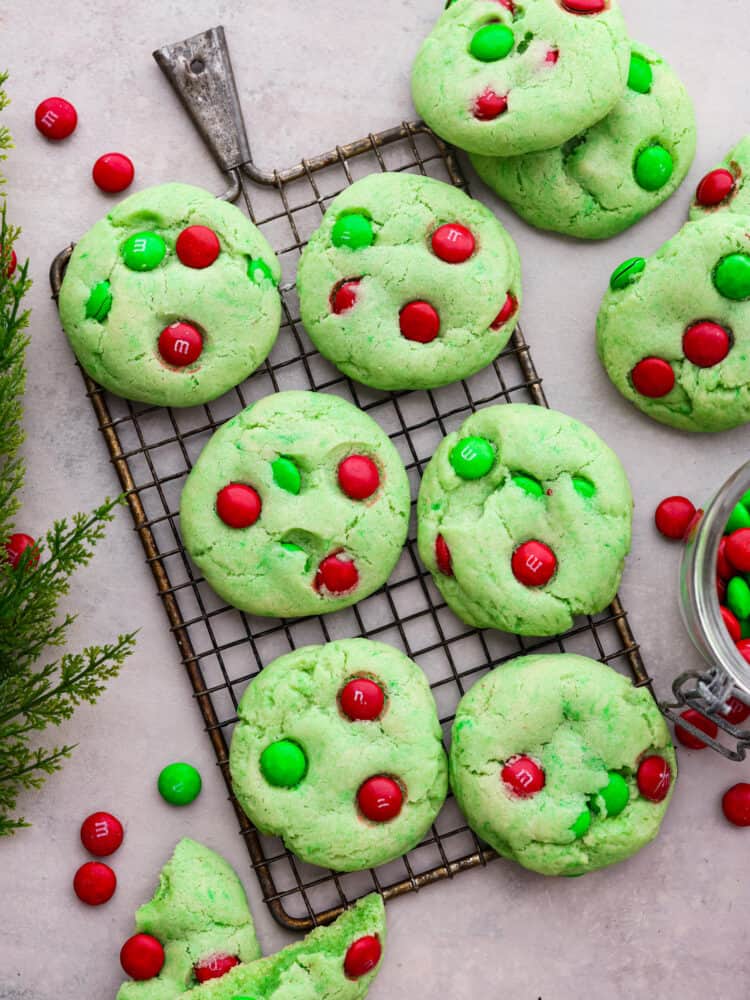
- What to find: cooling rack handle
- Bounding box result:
[153,26,251,176]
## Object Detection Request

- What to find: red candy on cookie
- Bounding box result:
[501,755,545,797]
[340,677,385,721]
[331,279,361,314]
[357,775,403,822]
[315,553,359,594]
[344,935,382,979]
[338,455,380,500]
[562,0,606,12]
[193,954,240,983]
[637,755,672,802]
[435,534,453,576]
[216,483,262,529]
[431,223,476,264]
[511,540,556,587]
[491,292,518,329]
[176,226,221,269]
[158,321,203,367]
[682,322,731,368]
[120,934,165,981]
[695,168,735,208]
[399,301,440,343]
[631,357,675,398]
[473,89,508,121]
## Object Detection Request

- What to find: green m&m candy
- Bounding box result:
[573,477,596,499]
[728,576,750,620]
[714,253,750,301]
[726,501,750,534]
[272,456,301,495]
[512,474,543,497]
[85,280,113,321]
[260,739,307,788]
[157,761,202,806]
[610,257,646,291]
[332,213,374,250]
[247,258,276,284]
[570,809,592,839]
[627,53,653,94]
[634,145,674,192]
[595,772,630,817]
[470,23,514,62]
[449,436,496,479]
[121,231,166,271]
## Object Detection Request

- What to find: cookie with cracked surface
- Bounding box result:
[411,0,630,158]
[229,639,448,871]
[297,172,522,391]
[116,839,261,1000]
[597,214,750,432]
[471,44,696,239]
[180,894,386,1000]
[690,135,750,221]
[417,403,633,636]
[179,391,410,618]
[58,182,281,407]
[450,654,676,876]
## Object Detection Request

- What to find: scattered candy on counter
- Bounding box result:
[721,782,750,827]
[80,811,124,856]
[73,861,117,905]
[674,709,718,750]
[157,761,202,806]
[34,96,77,140]
[654,495,697,540]
[4,532,39,569]
[92,152,134,193]
[120,933,165,981]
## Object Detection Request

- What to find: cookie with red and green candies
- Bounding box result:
[58,183,281,407]
[117,839,261,1000]
[411,0,630,158]
[229,639,448,871]
[471,44,696,240]
[690,136,750,221]
[180,894,386,1000]
[597,213,750,431]
[179,391,410,618]
[417,403,632,636]
[297,171,521,391]
[450,654,676,877]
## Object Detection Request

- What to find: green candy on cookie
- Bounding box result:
[411,0,630,158]
[297,172,521,391]
[59,183,281,407]
[449,654,676,877]
[229,639,448,872]
[471,45,696,240]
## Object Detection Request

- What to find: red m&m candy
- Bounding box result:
[435,534,453,576]
[176,226,221,269]
[696,169,735,208]
[216,483,262,529]
[682,321,731,368]
[4,533,39,570]
[718,536,733,580]
[193,954,240,983]
[431,223,476,264]
[92,153,134,193]
[6,248,17,278]
[674,709,718,750]
[80,811,124,856]
[358,775,403,822]
[473,89,508,121]
[491,292,518,329]
[338,455,380,500]
[315,553,359,594]
[340,678,385,721]
[654,496,696,540]
[562,0,606,11]
[501,755,545,797]
[331,279,360,314]
[723,696,750,726]
[120,934,165,981]
[735,639,750,664]
[511,540,556,587]
[344,936,382,979]
[399,301,440,343]
[636,755,672,802]
[35,97,77,140]
[545,48,560,64]
[631,357,675,398]
[73,861,116,905]
[726,528,750,572]
[158,321,203,367]
[721,606,741,643]
[722,782,750,826]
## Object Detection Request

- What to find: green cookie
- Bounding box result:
[690,135,750,221]
[471,45,696,240]
[59,183,281,407]
[180,894,386,1000]
[411,0,630,157]
[229,639,448,871]
[598,214,750,432]
[297,172,521,391]
[117,839,261,1000]
[417,404,632,636]
[180,391,410,618]
[450,654,676,876]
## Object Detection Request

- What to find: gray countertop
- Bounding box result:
[1,2,749,998]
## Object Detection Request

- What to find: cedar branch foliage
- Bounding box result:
[0,72,135,834]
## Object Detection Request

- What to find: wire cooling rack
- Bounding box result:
[50,27,652,931]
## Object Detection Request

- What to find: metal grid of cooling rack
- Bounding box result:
[50,120,651,931]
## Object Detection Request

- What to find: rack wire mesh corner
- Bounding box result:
[49,30,653,932]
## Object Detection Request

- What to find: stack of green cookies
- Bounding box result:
[412,0,696,240]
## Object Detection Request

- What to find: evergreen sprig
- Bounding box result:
[0,71,135,833]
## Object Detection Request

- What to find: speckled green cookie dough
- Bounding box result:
[59,182,281,407]
[117,839,261,1000]
[690,136,750,221]
[180,895,386,1000]
[597,214,750,432]
[180,392,410,618]
[411,0,630,158]
[229,639,448,872]
[297,172,521,391]
[450,654,676,876]
[471,45,696,240]
[417,404,632,636]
